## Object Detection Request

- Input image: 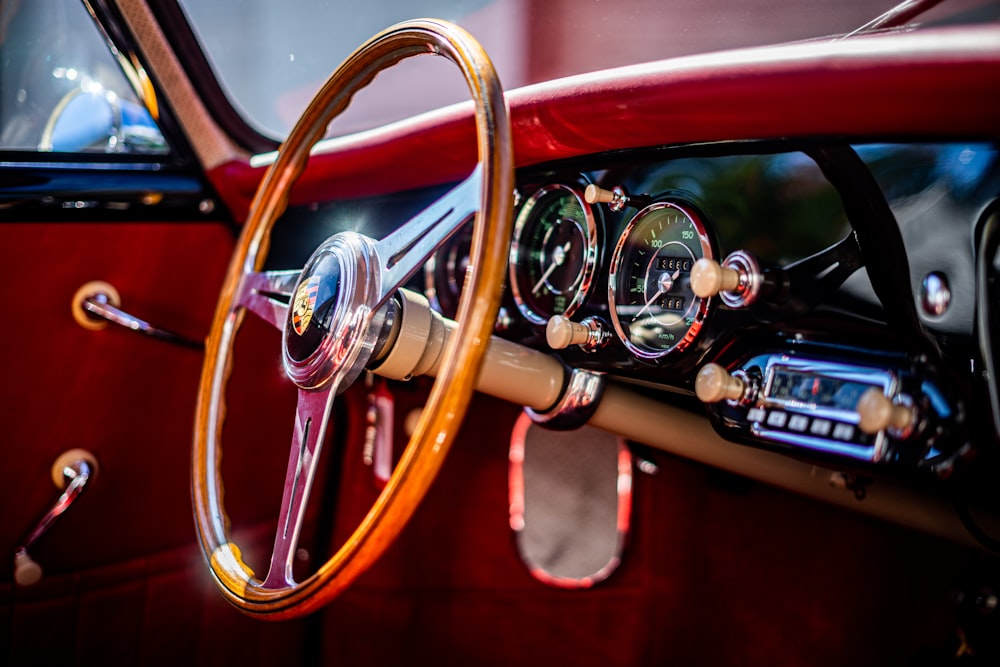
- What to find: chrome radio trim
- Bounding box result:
[750,355,898,463]
[760,356,897,419]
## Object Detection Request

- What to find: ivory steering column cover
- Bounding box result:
[375,289,566,413]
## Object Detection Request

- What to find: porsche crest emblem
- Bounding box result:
[291,276,321,336]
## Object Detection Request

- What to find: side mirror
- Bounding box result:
[40,88,166,154]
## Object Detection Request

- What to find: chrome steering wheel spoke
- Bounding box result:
[261,383,337,589]
[373,165,481,304]
[237,269,301,330]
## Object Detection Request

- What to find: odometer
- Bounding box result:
[509,184,599,325]
[609,201,714,358]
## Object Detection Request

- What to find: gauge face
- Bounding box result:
[509,184,599,325]
[609,201,714,359]
[424,222,474,319]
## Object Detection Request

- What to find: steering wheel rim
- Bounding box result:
[192,19,513,619]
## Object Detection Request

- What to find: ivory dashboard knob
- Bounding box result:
[546,315,591,350]
[690,258,741,299]
[695,363,746,403]
[14,550,42,587]
[857,388,914,434]
[546,315,608,352]
[584,184,623,207]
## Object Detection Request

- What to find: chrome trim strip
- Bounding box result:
[526,367,606,431]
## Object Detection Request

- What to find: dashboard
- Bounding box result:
[269,139,998,485]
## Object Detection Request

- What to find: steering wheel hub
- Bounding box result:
[282,232,388,390]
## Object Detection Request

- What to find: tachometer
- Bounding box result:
[424,221,473,319]
[509,184,599,325]
[609,200,714,359]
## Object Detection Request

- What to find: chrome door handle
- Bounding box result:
[72,280,203,349]
[14,449,98,586]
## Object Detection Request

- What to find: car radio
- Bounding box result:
[695,347,968,474]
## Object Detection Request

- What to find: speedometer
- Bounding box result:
[509,184,599,325]
[609,200,714,359]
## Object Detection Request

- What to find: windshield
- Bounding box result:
[177,0,997,142]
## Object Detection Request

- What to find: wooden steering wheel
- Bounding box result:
[193,19,513,619]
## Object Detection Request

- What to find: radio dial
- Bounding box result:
[856,388,915,435]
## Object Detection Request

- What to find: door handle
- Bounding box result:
[72,280,203,349]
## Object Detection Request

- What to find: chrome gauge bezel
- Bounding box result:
[608,199,715,360]
[509,183,600,325]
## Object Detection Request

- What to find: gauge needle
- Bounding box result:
[532,242,571,295]
[634,269,680,319]
[634,289,663,320]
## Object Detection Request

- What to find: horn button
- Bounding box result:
[285,256,340,364]
[281,233,386,391]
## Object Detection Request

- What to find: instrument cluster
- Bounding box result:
[425,175,723,371]
[420,142,993,398]
[412,141,996,477]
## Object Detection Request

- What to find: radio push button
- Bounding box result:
[787,415,809,432]
[809,419,832,437]
[766,411,788,428]
[832,423,856,441]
